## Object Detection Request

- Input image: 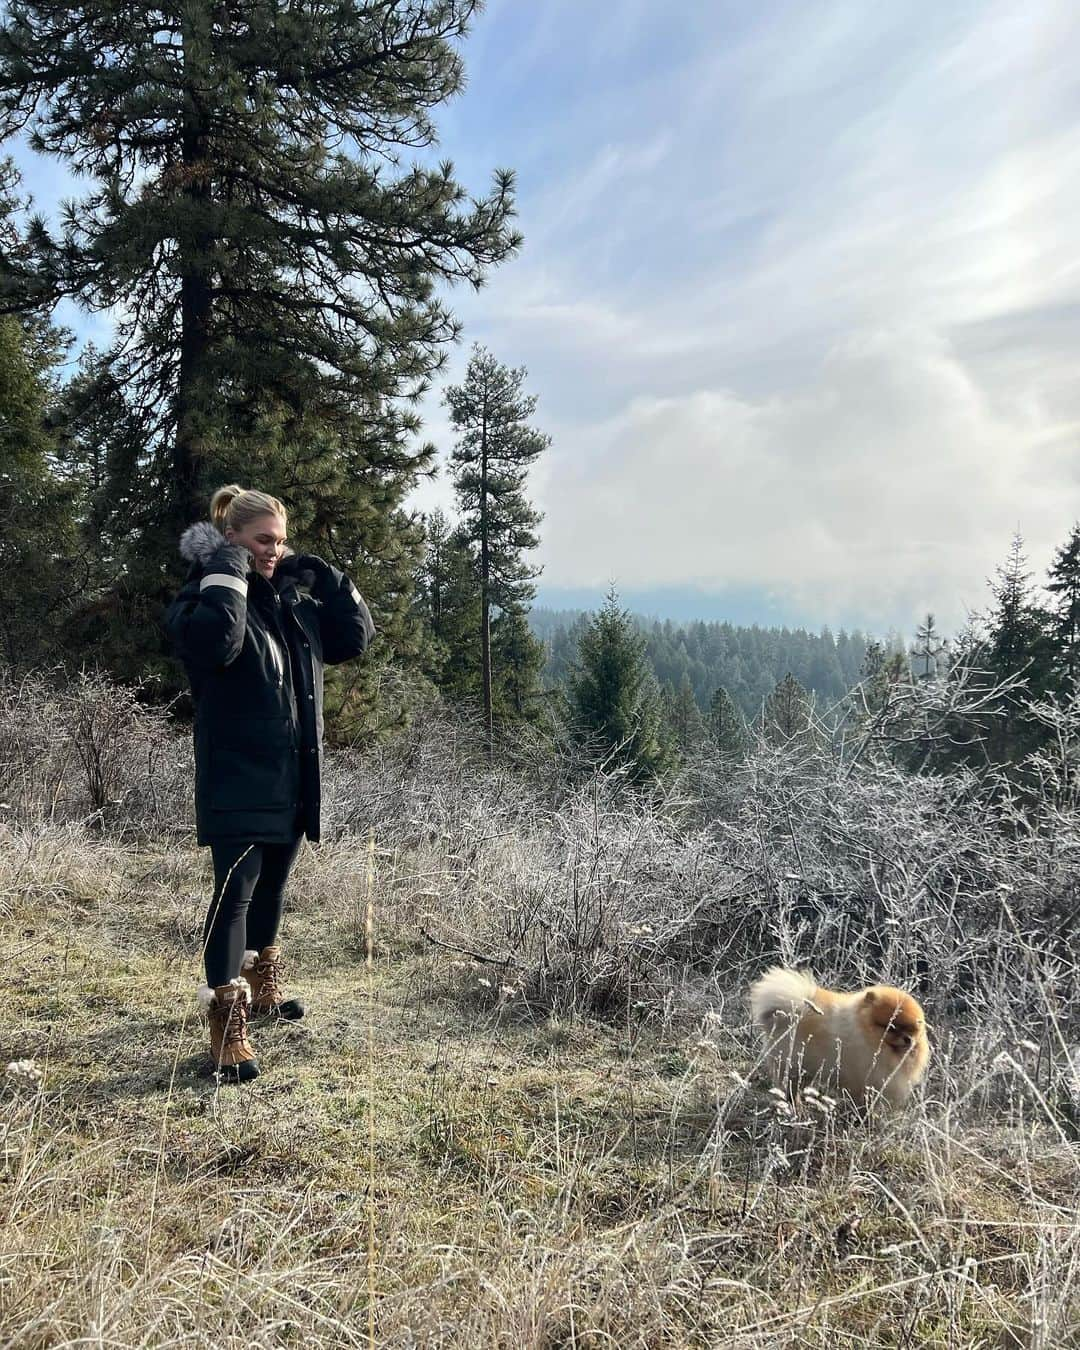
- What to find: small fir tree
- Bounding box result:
[707,685,748,759]
[491,607,545,721]
[1046,522,1080,690]
[568,587,670,783]
[912,613,947,681]
[982,531,1054,761]
[762,671,813,746]
[668,671,706,756]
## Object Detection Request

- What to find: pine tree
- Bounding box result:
[0,160,81,666]
[912,613,947,680]
[977,532,1055,762]
[762,671,813,746]
[413,509,453,646]
[985,534,1050,682]
[413,517,482,702]
[1046,522,1080,690]
[668,671,705,756]
[707,685,748,759]
[51,345,147,578]
[0,0,521,702]
[413,509,544,717]
[568,587,670,783]
[445,344,550,741]
[808,627,845,699]
[0,311,79,668]
[490,607,545,721]
[0,156,46,313]
[856,637,909,720]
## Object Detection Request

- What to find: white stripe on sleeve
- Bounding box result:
[347,581,362,606]
[200,573,248,596]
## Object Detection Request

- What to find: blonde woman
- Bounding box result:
[165,485,375,1082]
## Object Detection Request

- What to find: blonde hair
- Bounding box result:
[209,485,287,537]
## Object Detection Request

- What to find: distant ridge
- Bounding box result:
[528,605,899,722]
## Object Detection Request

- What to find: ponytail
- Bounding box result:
[208,485,288,536]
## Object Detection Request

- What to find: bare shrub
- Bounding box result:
[357,673,1080,1129]
[3,660,1078,1121]
[0,664,193,838]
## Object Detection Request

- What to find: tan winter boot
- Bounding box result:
[198,977,260,1082]
[241,945,306,1020]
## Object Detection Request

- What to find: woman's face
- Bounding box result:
[225,513,288,580]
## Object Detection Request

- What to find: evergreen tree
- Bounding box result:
[808,626,844,694]
[0,311,79,668]
[707,684,748,759]
[0,0,520,708]
[761,671,813,746]
[445,344,549,741]
[856,637,909,719]
[658,679,676,738]
[413,516,482,702]
[981,531,1054,761]
[0,155,46,313]
[985,535,1050,682]
[490,607,545,721]
[539,609,870,724]
[912,613,947,680]
[413,508,453,644]
[1046,522,1080,690]
[568,587,670,783]
[667,671,705,756]
[541,609,592,687]
[413,508,544,718]
[51,344,148,578]
[926,533,1056,777]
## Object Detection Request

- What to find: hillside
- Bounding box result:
[529,606,883,720]
[2,677,1078,1346]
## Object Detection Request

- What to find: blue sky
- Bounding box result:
[10,0,1080,637]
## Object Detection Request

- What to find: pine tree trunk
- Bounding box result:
[174,4,213,532]
[480,413,493,753]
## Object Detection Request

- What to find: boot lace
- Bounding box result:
[253,953,284,1006]
[221,994,250,1048]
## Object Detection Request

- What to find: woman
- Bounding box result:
[165,485,375,1082]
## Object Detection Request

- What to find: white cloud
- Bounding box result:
[415,0,1080,631]
[533,326,1071,630]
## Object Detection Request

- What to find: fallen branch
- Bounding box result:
[419,925,521,969]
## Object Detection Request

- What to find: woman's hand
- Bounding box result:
[295,553,336,598]
[210,539,257,575]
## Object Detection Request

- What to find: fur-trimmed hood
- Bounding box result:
[179,520,296,568]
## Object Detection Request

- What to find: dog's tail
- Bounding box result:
[749,966,819,1029]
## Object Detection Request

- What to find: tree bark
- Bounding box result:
[479,400,492,753]
[174,2,214,533]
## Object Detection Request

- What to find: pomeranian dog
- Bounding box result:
[749,966,930,1108]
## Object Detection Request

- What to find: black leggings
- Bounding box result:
[204,833,305,987]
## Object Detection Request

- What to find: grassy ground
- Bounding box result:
[1,827,1078,1347]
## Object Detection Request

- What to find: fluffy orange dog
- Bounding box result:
[749,966,930,1107]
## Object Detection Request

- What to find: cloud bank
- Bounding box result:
[413,0,1080,633]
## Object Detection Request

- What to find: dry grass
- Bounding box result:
[2,820,1078,1348]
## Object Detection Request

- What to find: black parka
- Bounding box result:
[164,521,375,845]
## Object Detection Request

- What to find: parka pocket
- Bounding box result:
[207,715,297,811]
